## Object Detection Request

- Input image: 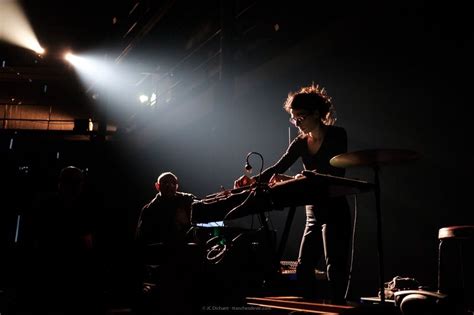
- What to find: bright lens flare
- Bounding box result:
[0,0,45,53]
[64,53,104,76]
[64,52,75,63]
[139,95,149,103]
[35,46,45,54]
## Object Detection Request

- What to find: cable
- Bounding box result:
[345,194,358,300]
[205,235,227,264]
[245,152,276,234]
[222,188,256,221]
[185,225,196,240]
[206,243,227,264]
[223,151,265,222]
[205,232,248,265]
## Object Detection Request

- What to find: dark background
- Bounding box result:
[1,0,473,303]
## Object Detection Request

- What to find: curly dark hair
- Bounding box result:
[283,84,336,125]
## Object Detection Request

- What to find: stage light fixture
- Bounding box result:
[35,46,45,54]
[139,95,149,103]
[64,52,74,63]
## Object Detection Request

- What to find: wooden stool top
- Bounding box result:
[438,225,474,240]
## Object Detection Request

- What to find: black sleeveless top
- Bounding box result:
[257,125,349,217]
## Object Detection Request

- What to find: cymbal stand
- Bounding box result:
[329,149,421,305]
[373,164,385,303]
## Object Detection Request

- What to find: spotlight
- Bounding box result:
[34,46,45,55]
[139,95,149,103]
[64,52,74,62]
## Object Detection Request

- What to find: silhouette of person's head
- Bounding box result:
[285,84,336,126]
[58,166,84,200]
[155,172,178,198]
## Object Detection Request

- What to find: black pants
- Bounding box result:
[296,199,351,303]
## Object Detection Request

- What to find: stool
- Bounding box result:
[437,225,474,309]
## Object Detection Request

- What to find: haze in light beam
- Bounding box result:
[0,0,45,53]
[64,53,119,86]
[65,51,150,121]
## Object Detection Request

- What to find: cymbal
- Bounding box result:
[330,149,420,168]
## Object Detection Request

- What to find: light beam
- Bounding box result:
[0,0,45,54]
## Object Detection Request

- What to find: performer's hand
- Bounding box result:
[216,186,231,197]
[269,173,295,186]
[234,175,255,188]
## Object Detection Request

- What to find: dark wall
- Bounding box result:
[1,1,472,301]
[220,2,474,298]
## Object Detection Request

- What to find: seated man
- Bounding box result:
[134,172,200,314]
[135,172,196,248]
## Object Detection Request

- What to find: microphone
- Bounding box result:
[245,152,261,173]
[245,151,264,183]
[244,161,252,172]
[245,152,263,174]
